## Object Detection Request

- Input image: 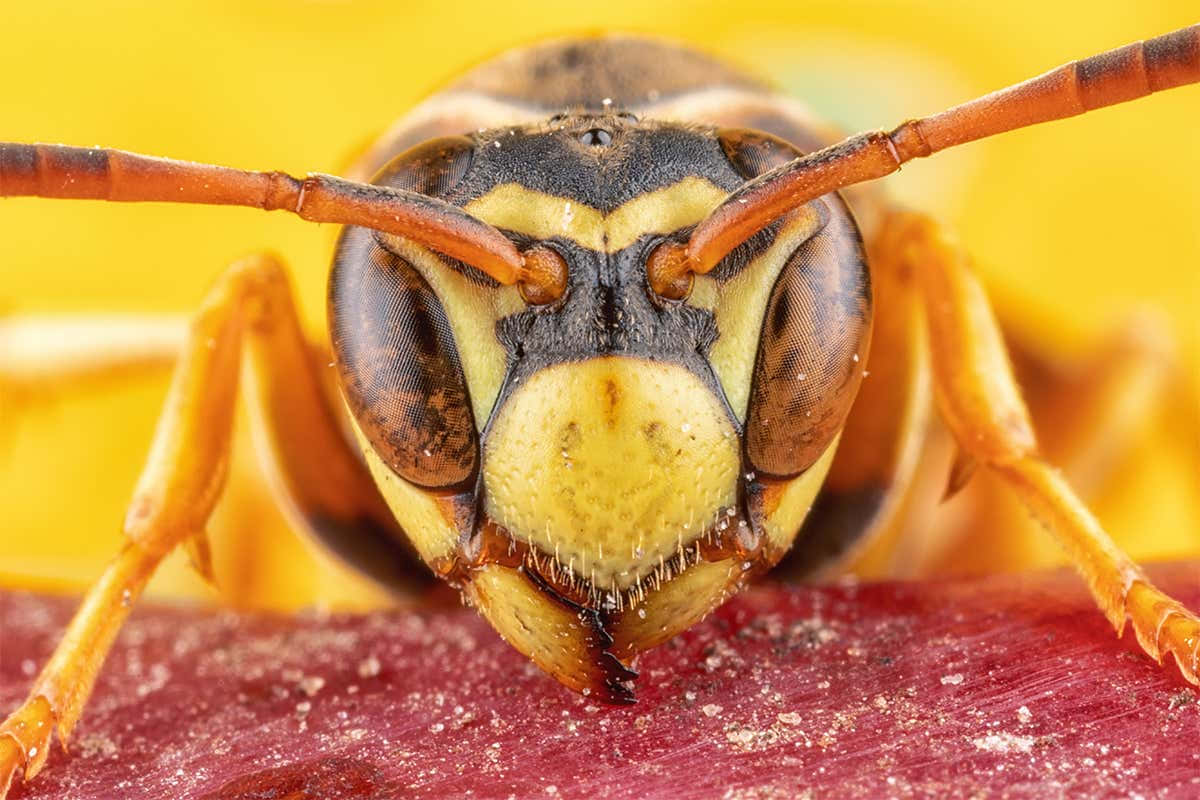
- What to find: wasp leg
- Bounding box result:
[911,310,1180,576]
[0,310,425,600]
[879,210,1200,687]
[0,313,185,412]
[0,255,417,798]
[1003,308,1177,496]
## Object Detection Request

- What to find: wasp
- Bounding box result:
[1,25,1198,797]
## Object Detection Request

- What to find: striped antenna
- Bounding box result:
[0,143,526,285]
[657,23,1200,283]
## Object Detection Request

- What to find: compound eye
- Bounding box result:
[717,127,805,180]
[372,135,476,198]
[326,135,484,488]
[743,211,872,478]
[330,238,479,489]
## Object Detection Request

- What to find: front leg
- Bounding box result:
[878,210,1199,685]
[0,255,394,797]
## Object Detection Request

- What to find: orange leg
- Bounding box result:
[0,255,410,798]
[0,314,184,431]
[877,211,1199,686]
[1004,306,1178,496]
[900,309,1180,578]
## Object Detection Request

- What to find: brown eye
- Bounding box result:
[372,135,476,197]
[743,207,872,478]
[327,135,484,488]
[330,236,478,488]
[717,127,805,180]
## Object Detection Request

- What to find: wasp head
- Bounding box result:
[328,113,871,701]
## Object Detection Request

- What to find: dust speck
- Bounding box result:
[972,732,1036,754]
[358,655,382,678]
[78,733,119,760]
[1168,690,1195,710]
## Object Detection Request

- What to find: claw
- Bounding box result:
[184,531,216,586]
[941,447,978,501]
[0,695,57,797]
[1158,610,1200,685]
[1125,581,1200,687]
[0,736,21,799]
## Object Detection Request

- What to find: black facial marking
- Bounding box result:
[332,113,871,469]
[446,116,746,213]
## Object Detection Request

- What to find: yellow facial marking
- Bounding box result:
[379,234,525,425]
[705,205,827,421]
[463,177,729,253]
[761,436,842,554]
[466,184,605,250]
[482,357,740,591]
[604,178,730,252]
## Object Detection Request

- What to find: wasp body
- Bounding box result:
[1,28,1198,796]
[328,37,874,701]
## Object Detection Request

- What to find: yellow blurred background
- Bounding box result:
[1,0,1196,611]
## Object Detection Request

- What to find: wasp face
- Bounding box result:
[329,114,871,701]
